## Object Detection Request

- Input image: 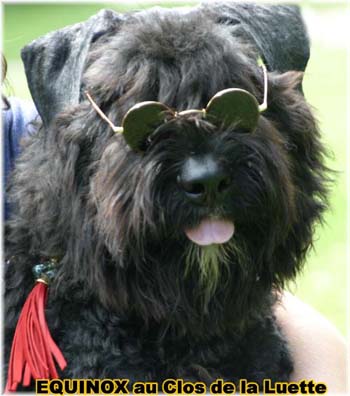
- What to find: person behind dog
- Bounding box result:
[2,54,38,219]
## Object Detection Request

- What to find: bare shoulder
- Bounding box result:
[274,291,348,394]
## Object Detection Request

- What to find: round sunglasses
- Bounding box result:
[86,58,268,152]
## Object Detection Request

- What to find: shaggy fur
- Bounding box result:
[5,9,328,390]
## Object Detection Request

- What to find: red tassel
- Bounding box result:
[6,281,67,392]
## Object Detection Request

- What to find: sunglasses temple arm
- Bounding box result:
[85,91,123,133]
[258,58,268,112]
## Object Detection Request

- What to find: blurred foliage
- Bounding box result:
[3,2,198,61]
[3,3,347,335]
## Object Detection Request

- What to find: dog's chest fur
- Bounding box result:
[47,297,292,385]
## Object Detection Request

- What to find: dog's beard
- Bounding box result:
[184,239,247,310]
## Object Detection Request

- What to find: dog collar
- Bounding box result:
[86,58,268,152]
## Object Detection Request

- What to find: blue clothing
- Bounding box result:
[3,97,38,219]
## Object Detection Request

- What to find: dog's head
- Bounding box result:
[11,10,328,331]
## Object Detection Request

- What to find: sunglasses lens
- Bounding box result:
[122,102,172,151]
[206,88,260,132]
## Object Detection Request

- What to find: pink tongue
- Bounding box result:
[185,219,235,246]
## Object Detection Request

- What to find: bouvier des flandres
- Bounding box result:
[5,3,328,392]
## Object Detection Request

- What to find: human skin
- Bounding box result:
[276,292,347,394]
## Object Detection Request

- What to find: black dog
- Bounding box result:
[5,3,328,391]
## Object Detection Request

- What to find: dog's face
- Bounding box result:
[11,10,327,331]
[92,112,295,308]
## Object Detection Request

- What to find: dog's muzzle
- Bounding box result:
[178,154,235,246]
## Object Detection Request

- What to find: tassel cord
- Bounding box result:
[6,281,67,392]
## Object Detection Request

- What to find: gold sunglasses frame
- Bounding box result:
[85,58,268,151]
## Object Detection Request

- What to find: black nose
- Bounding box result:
[178,155,230,204]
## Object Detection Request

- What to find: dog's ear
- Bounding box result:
[204,3,310,75]
[21,9,124,127]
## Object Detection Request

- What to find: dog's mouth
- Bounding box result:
[184,218,235,246]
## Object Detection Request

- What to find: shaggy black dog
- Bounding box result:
[5,4,328,391]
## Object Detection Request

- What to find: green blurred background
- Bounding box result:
[3,2,347,335]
